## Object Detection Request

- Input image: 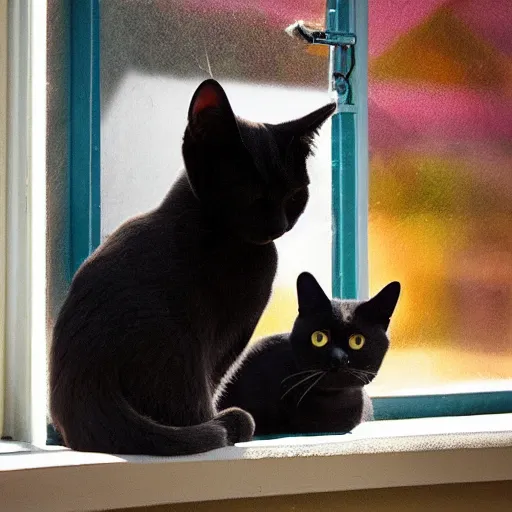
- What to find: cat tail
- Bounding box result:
[51,375,255,456]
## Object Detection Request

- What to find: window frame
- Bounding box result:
[0,0,7,437]
[68,0,101,278]
[3,0,48,444]
[46,0,512,441]
[329,0,369,301]
[327,0,512,421]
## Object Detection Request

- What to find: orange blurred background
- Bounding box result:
[98,0,512,395]
[253,0,512,395]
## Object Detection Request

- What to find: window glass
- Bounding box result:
[101,1,512,397]
[100,0,332,339]
[367,0,512,394]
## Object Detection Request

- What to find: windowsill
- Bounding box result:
[1,414,512,512]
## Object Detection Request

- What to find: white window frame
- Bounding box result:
[3,0,47,445]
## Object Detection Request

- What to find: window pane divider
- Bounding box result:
[68,0,101,278]
[329,0,369,300]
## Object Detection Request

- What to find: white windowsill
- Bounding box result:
[1,414,512,512]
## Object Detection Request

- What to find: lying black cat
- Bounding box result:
[217,272,400,436]
[49,80,336,455]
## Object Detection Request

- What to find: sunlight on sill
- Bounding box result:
[1,415,511,512]
[1,413,512,468]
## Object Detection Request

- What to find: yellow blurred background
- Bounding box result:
[252,2,512,395]
[96,0,511,396]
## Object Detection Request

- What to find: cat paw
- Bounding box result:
[216,407,255,444]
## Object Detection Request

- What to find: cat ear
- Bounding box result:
[294,102,337,135]
[187,79,239,137]
[277,103,336,148]
[356,282,401,329]
[296,272,331,316]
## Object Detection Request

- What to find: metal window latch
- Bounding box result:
[286,20,356,104]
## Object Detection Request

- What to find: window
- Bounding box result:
[0,0,6,441]
[99,0,334,342]
[366,0,512,417]
[97,0,512,422]
[3,0,512,447]
[2,3,511,510]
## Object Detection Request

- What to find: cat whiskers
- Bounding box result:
[342,368,365,384]
[354,368,376,377]
[281,369,318,385]
[280,371,323,401]
[194,42,214,78]
[346,370,367,385]
[345,368,373,385]
[296,372,326,408]
[351,369,377,381]
[204,43,214,78]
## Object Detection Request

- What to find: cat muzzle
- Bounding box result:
[330,347,349,371]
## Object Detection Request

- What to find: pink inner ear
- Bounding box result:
[192,86,221,116]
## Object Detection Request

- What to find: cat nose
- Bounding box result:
[268,229,285,240]
[268,223,289,240]
[267,216,289,240]
[330,348,349,371]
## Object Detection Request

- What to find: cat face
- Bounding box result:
[290,273,401,388]
[182,80,336,244]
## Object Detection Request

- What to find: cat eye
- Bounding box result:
[348,334,365,350]
[311,330,329,348]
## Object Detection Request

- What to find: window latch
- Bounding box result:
[286,20,356,105]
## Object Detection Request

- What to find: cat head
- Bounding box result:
[182,79,336,245]
[290,272,401,388]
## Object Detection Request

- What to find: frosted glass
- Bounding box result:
[367,0,512,394]
[101,1,512,395]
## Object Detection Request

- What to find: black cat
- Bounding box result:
[49,80,335,455]
[217,272,400,436]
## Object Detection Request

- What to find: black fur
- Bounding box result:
[49,80,335,455]
[217,273,400,436]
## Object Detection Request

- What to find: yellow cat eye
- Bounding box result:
[311,331,329,348]
[348,334,365,350]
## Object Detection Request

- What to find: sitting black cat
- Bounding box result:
[217,272,400,436]
[49,81,335,455]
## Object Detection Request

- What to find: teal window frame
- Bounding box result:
[47,0,101,446]
[64,0,512,429]
[327,0,511,420]
[68,0,101,279]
